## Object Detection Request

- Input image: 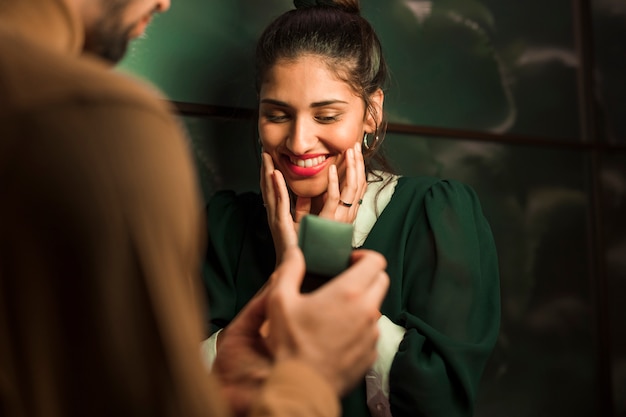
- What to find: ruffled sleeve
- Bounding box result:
[388,179,500,417]
[202,190,274,335]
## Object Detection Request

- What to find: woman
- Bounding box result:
[203,1,500,416]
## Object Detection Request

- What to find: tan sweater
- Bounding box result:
[0,1,338,416]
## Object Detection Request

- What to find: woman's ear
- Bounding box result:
[364,88,385,133]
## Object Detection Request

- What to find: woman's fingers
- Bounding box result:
[339,146,358,209]
[318,165,339,219]
[261,153,276,211]
[261,153,299,265]
[272,169,291,221]
[270,169,299,260]
[354,141,366,203]
[331,249,387,291]
[320,142,367,223]
[342,142,367,218]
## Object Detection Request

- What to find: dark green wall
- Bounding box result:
[118,1,626,415]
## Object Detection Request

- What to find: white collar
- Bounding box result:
[352,171,400,247]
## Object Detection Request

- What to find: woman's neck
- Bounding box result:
[310,195,326,215]
[289,191,327,216]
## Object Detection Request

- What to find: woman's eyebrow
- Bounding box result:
[260,98,349,108]
[260,98,289,107]
[310,100,348,108]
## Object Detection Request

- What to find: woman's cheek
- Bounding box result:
[260,131,284,152]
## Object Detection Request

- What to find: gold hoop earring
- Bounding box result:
[363,132,379,150]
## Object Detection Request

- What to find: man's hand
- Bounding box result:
[264,246,389,396]
[212,286,272,417]
[213,245,388,414]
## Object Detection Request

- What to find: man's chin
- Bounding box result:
[82,41,129,65]
[101,46,128,65]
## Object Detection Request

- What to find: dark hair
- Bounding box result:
[255,0,395,180]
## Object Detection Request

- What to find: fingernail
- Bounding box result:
[356,141,361,152]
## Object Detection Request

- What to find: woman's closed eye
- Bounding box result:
[314,113,342,123]
[263,112,342,124]
[263,112,290,123]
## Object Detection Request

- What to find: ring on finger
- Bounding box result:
[339,199,353,208]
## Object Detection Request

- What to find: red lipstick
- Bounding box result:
[283,153,329,177]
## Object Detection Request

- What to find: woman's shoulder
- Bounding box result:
[398,175,479,198]
[397,175,471,190]
[389,177,493,248]
[392,176,484,214]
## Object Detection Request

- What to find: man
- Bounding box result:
[0,1,389,416]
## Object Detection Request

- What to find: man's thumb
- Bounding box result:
[272,245,306,293]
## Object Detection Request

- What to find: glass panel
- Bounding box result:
[383,133,596,416]
[179,115,258,202]
[117,0,276,108]
[592,1,626,143]
[367,0,580,139]
[119,1,581,140]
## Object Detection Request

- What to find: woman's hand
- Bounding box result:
[317,141,367,224]
[261,152,299,267]
[260,142,367,265]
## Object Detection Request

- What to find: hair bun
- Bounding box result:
[294,0,316,7]
[294,0,334,8]
[293,0,360,13]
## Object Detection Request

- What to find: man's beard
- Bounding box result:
[82,1,136,64]
[83,22,134,64]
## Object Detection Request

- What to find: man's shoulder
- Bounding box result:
[0,31,170,119]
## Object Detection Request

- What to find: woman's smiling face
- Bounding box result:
[258,55,379,199]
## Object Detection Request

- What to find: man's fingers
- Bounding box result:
[361,270,390,313]
[314,250,387,304]
[271,246,306,294]
[349,249,387,268]
[342,249,387,286]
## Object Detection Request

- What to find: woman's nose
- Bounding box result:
[287,118,317,155]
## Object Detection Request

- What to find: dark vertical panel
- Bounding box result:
[574,0,614,415]
[588,4,626,411]
[601,152,626,417]
[591,0,626,144]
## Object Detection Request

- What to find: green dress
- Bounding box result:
[203,176,500,417]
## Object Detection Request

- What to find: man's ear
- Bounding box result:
[364,88,385,133]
